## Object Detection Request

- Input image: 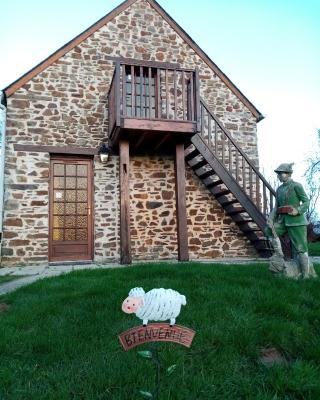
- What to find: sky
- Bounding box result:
[1,0,320,188]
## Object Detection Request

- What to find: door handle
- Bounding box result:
[85,206,91,216]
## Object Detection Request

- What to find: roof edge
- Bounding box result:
[4,0,136,97]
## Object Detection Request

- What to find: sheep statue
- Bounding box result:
[121,287,186,326]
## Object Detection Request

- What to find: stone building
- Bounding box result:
[0,0,275,267]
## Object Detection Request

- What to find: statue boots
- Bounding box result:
[269,237,286,274]
[271,237,284,257]
[298,252,317,279]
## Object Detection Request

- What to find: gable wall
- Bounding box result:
[2,0,257,265]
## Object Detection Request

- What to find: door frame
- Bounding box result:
[48,154,94,262]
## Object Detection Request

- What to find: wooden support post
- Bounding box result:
[119,140,132,264]
[175,143,189,261]
[195,68,201,132]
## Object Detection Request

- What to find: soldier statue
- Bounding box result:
[265,163,317,279]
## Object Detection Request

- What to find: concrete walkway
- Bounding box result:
[0,263,119,296]
[0,257,319,296]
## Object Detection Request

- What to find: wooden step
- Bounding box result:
[225,204,245,215]
[217,197,238,207]
[196,169,215,180]
[238,221,259,232]
[210,186,230,197]
[193,166,207,175]
[232,214,253,224]
[189,158,207,170]
[240,225,261,233]
[185,148,200,161]
[206,179,223,188]
[245,231,265,242]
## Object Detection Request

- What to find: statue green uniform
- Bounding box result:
[266,178,309,253]
[265,163,315,278]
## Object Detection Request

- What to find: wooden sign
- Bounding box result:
[119,323,195,351]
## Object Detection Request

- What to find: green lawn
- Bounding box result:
[0,262,320,400]
[309,241,320,256]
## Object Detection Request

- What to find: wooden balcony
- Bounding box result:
[107,60,200,153]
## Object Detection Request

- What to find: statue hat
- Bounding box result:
[274,163,294,174]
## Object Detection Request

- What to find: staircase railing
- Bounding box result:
[199,99,276,217]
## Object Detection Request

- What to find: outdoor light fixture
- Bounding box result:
[99,143,110,164]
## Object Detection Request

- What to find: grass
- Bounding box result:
[0,262,320,400]
[308,241,320,256]
[0,275,24,284]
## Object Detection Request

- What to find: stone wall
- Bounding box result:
[185,166,256,259]
[2,0,259,265]
[130,157,177,260]
[2,151,49,265]
[94,155,119,263]
[129,157,256,261]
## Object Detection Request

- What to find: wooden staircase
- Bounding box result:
[185,100,276,257]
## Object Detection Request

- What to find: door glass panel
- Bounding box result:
[66,190,76,202]
[66,177,76,189]
[66,164,76,176]
[65,216,76,228]
[77,178,87,189]
[53,203,64,215]
[54,164,64,176]
[77,216,87,228]
[77,165,87,176]
[54,190,64,202]
[77,203,87,215]
[65,203,76,214]
[65,229,76,241]
[53,216,64,228]
[54,177,64,189]
[76,229,87,240]
[77,190,87,202]
[53,229,64,241]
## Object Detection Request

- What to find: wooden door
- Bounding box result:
[49,156,93,262]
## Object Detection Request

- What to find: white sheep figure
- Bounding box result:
[121,287,186,326]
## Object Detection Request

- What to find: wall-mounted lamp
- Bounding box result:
[99,143,111,164]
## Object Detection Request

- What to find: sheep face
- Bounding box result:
[121,297,143,314]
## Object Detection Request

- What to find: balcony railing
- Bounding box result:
[108,60,200,143]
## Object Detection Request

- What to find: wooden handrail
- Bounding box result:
[119,59,195,72]
[200,99,274,192]
[199,99,276,217]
